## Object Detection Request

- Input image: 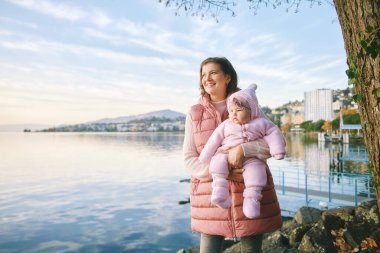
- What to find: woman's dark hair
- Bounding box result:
[199,57,239,96]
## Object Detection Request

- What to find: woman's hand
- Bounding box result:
[222,144,245,182]
[225,144,244,169]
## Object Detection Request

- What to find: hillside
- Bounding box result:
[88,109,185,124]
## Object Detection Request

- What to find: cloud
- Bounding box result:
[0,16,38,29]
[82,28,122,42]
[7,0,86,21]
[6,0,112,27]
[90,9,113,27]
[0,37,188,67]
[0,40,41,51]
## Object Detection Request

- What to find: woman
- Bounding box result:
[183,57,282,253]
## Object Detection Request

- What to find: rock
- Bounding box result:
[281,219,298,235]
[261,230,289,253]
[294,207,321,225]
[177,249,186,253]
[289,225,312,247]
[222,242,240,253]
[371,228,380,244]
[346,221,373,243]
[322,206,355,222]
[183,202,379,253]
[285,249,300,253]
[221,239,238,252]
[343,231,359,250]
[359,199,376,208]
[188,247,199,253]
[298,226,336,253]
[178,198,190,205]
[355,205,379,224]
[321,213,344,231]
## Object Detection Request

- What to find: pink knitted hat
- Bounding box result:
[227,83,265,119]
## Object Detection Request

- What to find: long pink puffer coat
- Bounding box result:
[188,94,282,238]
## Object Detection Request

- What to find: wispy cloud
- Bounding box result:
[0,37,188,67]
[0,40,41,51]
[7,0,86,21]
[0,16,38,29]
[6,0,113,27]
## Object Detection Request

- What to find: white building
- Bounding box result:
[304,89,333,122]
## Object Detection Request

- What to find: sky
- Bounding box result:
[0,0,348,126]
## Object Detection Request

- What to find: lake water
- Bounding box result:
[0,132,370,252]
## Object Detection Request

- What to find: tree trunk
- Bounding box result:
[333,0,380,214]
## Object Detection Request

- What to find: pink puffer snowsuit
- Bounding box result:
[188,93,282,238]
[199,85,286,164]
[198,85,286,218]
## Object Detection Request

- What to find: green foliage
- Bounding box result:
[261,106,272,115]
[313,119,325,132]
[299,119,325,132]
[332,117,340,130]
[352,94,362,103]
[346,22,380,104]
[300,120,313,131]
[300,117,362,132]
[343,113,361,124]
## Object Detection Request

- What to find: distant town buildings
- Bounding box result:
[276,87,358,129]
[304,89,334,122]
[54,121,186,132]
[40,89,358,133]
[280,101,305,125]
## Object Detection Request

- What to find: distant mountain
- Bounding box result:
[88,109,186,124]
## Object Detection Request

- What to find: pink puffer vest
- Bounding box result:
[188,94,282,238]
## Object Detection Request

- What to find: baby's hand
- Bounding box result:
[274,153,285,160]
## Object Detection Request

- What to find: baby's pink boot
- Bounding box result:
[243,188,263,219]
[211,178,231,209]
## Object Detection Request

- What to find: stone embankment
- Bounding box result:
[178,200,379,253]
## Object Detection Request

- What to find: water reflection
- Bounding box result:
[0,132,371,252]
[0,132,195,253]
[269,133,371,214]
[281,133,369,174]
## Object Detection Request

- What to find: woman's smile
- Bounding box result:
[201,62,230,101]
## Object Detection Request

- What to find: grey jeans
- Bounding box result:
[200,233,263,253]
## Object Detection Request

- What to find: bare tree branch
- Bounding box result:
[158,0,334,20]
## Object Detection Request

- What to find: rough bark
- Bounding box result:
[333,0,380,215]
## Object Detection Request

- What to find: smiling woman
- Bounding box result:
[200,62,230,101]
[199,57,237,102]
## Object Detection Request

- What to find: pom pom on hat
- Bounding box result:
[249,83,258,90]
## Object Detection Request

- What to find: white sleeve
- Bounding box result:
[183,112,212,180]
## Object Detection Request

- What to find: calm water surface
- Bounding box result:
[0,133,193,253]
[0,132,369,252]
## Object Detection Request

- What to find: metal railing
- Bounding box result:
[272,167,374,207]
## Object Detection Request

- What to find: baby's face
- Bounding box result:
[229,105,251,125]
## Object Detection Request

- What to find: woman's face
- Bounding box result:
[201,62,231,101]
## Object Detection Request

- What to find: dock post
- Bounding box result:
[354,179,358,207]
[328,176,332,202]
[367,175,371,198]
[305,174,308,204]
